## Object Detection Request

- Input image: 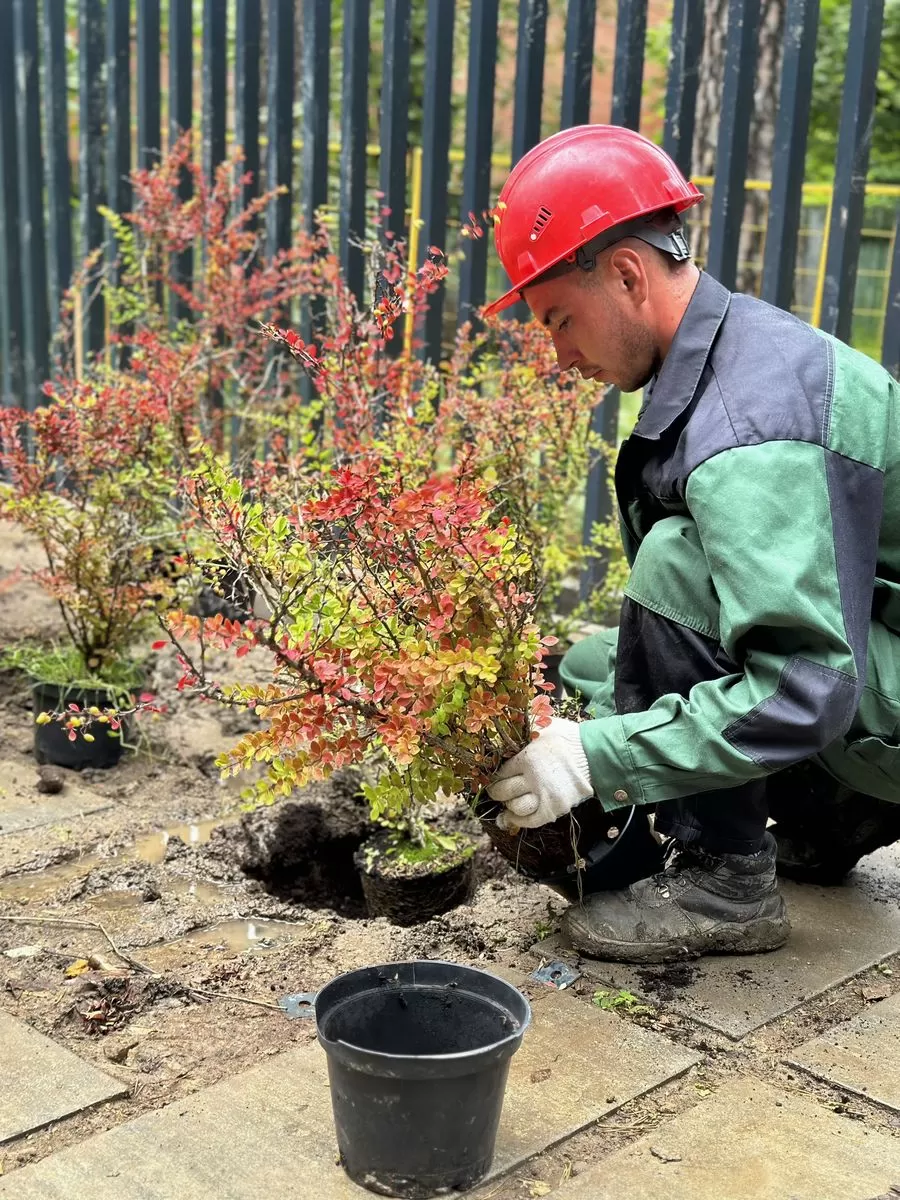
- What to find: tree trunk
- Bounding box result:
[691,0,786,295]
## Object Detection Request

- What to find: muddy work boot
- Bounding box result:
[562,831,789,963]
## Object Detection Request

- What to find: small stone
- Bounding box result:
[650,1146,682,1163]
[861,983,891,1002]
[35,765,65,794]
[530,1067,552,1084]
[571,1161,590,1178]
[142,886,162,903]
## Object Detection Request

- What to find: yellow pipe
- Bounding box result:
[404,146,424,359]
[810,188,834,329]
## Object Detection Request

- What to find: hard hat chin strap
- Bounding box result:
[574,216,692,271]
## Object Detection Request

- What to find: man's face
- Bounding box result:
[522,258,659,393]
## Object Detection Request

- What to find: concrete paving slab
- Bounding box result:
[0,970,699,1198]
[559,1076,900,1200]
[536,843,900,1040]
[0,1011,127,1144]
[0,759,110,834]
[786,989,900,1113]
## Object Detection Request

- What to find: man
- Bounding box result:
[484,125,900,964]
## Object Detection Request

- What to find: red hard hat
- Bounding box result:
[485,125,703,317]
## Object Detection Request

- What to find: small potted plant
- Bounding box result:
[0,351,192,768]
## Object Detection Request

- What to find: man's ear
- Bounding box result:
[608,246,648,305]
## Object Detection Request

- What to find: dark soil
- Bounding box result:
[355,831,477,925]
[634,962,702,1002]
[197,769,375,916]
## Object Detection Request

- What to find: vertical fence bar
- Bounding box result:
[169,0,193,322]
[339,0,370,303]
[300,0,330,233]
[137,0,161,169]
[560,0,596,129]
[380,0,410,242]
[108,0,132,218]
[235,0,261,212]
[818,0,884,342]
[79,0,105,358]
[512,0,547,164]
[457,0,499,327]
[0,2,23,406]
[611,0,646,130]
[15,0,50,410]
[203,0,228,183]
[44,0,73,336]
[506,0,548,322]
[266,0,295,258]
[418,0,455,361]
[379,0,410,357]
[663,0,703,176]
[882,210,900,380]
[760,0,819,311]
[705,0,760,290]
[580,0,647,599]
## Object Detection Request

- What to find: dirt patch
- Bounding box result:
[635,962,702,1002]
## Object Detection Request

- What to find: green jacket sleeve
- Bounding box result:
[579,439,884,810]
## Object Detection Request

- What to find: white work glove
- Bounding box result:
[486,717,594,831]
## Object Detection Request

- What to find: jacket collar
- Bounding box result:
[632,271,732,441]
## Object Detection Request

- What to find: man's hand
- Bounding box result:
[486,717,594,831]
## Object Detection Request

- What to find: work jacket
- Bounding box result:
[579,270,900,810]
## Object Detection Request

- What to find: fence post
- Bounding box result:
[663,0,703,177]
[380,0,411,357]
[561,0,596,129]
[761,0,819,312]
[44,0,73,340]
[457,0,499,328]
[15,0,50,411]
[339,0,371,304]
[300,0,329,234]
[882,211,900,380]
[203,0,228,185]
[0,3,24,407]
[380,0,410,244]
[137,0,161,169]
[705,0,760,291]
[580,0,646,601]
[168,0,193,323]
[108,0,132,222]
[512,0,547,164]
[819,0,884,342]
[418,0,455,361]
[235,0,262,216]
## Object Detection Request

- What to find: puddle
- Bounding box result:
[173,918,306,954]
[133,817,230,865]
[0,814,239,907]
[170,878,231,906]
[0,854,103,904]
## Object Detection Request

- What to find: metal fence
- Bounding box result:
[2,1,899,464]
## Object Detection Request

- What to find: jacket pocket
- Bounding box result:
[820,733,900,804]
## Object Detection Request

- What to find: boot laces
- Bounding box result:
[652,840,722,898]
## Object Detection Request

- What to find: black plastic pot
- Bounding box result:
[354,834,475,926]
[475,794,664,901]
[315,960,531,1198]
[541,651,566,702]
[32,682,128,771]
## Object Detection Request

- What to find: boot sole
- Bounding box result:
[564,916,791,965]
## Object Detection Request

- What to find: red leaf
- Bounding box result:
[235,644,251,658]
[151,640,167,651]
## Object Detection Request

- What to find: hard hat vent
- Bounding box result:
[529,205,553,241]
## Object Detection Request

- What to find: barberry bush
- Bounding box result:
[160,448,555,818]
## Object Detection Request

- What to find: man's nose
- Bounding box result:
[551,331,579,374]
